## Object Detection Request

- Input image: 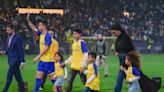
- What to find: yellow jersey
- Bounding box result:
[50,38,59,61]
[71,40,88,70]
[126,67,140,81]
[54,61,65,77]
[37,31,53,62]
[85,63,100,90]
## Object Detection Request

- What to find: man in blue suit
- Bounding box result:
[0,24,26,92]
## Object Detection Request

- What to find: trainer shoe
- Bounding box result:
[39,87,44,91]
[104,74,108,78]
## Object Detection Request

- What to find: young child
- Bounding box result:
[83,52,100,92]
[120,51,141,92]
[53,52,67,92]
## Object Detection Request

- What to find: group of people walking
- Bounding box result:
[0,15,160,92]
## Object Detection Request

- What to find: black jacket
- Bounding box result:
[115,32,135,54]
[139,71,160,92]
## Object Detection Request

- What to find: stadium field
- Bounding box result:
[0,54,164,92]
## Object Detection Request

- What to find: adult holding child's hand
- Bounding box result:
[111,23,135,92]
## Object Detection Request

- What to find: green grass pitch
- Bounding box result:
[0,54,164,92]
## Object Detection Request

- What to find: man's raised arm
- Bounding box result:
[27,14,38,32]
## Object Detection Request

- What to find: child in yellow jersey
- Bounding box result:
[83,52,100,92]
[120,51,140,92]
[53,52,67,92]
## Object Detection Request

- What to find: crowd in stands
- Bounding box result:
[0,0,164,49]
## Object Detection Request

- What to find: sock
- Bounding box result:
[51,79,56,85]
[57,86,61,92]
[34,78,42,92]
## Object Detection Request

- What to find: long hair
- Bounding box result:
[111,23,127,35]
[126,51,141,70]
[55,52,64,62]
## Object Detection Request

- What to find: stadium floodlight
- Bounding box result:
[123,11,130,17]
[16,8,64,15]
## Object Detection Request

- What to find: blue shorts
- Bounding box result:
[54,76,64,86]
[38,61,55,75]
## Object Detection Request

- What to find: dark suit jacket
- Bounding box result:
[7,33,25,66]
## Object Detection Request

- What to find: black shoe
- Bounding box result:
[104,74,108,78]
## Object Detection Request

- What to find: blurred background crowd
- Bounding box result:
[0,0,164,54]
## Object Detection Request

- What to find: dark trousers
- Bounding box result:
[114,53,126,92]
[3,65,25,92]
[84,87,99,92]
[40,73,47,88]
[66,69,86,92]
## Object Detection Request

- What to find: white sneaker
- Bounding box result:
[39,87,44,91]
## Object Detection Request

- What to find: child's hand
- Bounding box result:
[61,63,65,67]
[83,70,88,75]
[120,65,125,71]
[80,67,85,74]
[53,75,56,79]
[127,79,132,83]
[86,81,90,85]
[64,76,67,80]
[126,79,130,82]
